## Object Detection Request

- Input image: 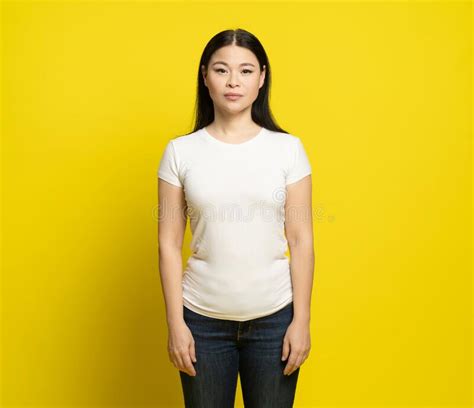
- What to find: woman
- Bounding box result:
[157,28,314,408]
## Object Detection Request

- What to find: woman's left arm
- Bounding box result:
[282,174,314,375]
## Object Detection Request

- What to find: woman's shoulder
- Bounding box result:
[172,129,202,142]
[263,128,301,146]
[166,129,204,152]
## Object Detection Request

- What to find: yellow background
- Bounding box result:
[1,1,471,407]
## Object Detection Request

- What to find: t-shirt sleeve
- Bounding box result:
[286,137,312,185]
[157,140,183,187]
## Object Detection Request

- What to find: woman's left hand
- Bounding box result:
[281,319,311,376]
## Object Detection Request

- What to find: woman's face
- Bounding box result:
[202,44,266,115]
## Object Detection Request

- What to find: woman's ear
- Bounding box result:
[259,65,266,89]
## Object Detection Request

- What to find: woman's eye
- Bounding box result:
[215,68,253,74]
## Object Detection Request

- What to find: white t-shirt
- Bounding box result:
[157,126,312,321]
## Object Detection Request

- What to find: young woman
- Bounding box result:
[157,28,314,408]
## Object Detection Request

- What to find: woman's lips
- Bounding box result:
[224,94,242,101]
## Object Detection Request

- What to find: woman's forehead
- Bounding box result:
[211,45,258,64]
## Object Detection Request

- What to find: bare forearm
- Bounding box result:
[158,245,184,326]
[288,240,314,324]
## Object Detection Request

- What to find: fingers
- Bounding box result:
[281,338,290,361]
[169,346,197,377]
[189,342,197,364]
[172,352,196,377]
[181,352,197,377]
[283,349,310,376]
[283,353,300,376]
[168,323,198,377]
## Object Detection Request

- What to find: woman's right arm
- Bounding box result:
[158,177,187,325]
[158,177,197,376]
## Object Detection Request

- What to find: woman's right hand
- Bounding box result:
[167,320,197,376]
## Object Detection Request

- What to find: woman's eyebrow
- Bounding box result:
[211,61,255,67]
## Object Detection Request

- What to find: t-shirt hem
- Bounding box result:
[286,171,312,186]
[183,296,294,322]
[158,173,182,187]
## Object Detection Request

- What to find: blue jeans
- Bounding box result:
[179,301,300,407]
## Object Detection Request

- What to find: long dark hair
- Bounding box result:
[185,28,289,135]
